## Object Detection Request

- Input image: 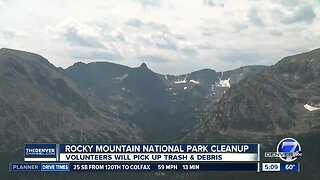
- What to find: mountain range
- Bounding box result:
[62,56,265,140]
[182,48,320,180]
[185,48,320,142]
[0,47,319,179]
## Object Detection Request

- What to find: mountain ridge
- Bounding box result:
[0,48,143,152]
[184,48,320,142]
[63,57,266,141]
[1,47,320,179]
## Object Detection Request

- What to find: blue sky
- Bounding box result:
[0,0,319,74]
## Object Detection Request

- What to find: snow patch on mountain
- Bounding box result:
[304,104,320,111]
[217,78,231,88]
[174,78,187,84]
[189,79,200,84]
[114,74,128,81]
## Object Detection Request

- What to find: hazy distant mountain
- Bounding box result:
[0,48,142,152]
[181,48,320,180]
[160,65,266,105]
[0,47,265,149]
[64,59,265,141]
[185,48,320,141]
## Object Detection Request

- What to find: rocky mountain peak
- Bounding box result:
[139,62,148,69]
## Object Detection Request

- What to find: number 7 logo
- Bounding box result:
[277,138,301,162]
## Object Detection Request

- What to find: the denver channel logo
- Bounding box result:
[265,138,302,162]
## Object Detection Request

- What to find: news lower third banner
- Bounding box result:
[58,144,259,162]
[11,143,262,172]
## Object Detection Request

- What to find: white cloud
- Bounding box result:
[272,5,316,24]
[1,26,27,39]
[147,31,178,50]
[134,0,162,8]
[72,48,122,61]
[126,18,143,27]
[247,8,264,26]
[51,19,104,48]
[110,26,126,42]
[0,0,6,8]
[301,22,320,41]
[203,0,224,8]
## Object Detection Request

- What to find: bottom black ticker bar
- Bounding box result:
[10,162,258,172]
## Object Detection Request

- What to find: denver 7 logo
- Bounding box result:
[277,138,301,162]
